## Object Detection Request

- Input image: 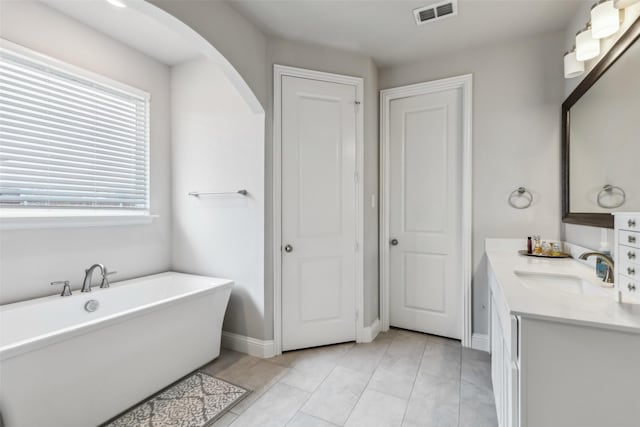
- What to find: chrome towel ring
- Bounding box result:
[508,187,533,209]
[597,185,625,209]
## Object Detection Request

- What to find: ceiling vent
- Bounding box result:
[413,0,458,26]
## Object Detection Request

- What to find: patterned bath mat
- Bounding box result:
[103,371,249,427]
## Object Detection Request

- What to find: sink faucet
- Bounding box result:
[578,252,615,284]
[81,264,114,292]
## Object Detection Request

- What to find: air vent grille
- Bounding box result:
[418,8,436,22]
[413,0,458,26]
[436,3,454,17]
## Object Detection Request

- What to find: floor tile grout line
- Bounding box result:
[342,334,398,426]
[228,365,290,420]
[278,343,356,393]
[398,336,429,426]
[285,410,340,427]
[282,360,339,426]
[289,343,356,426]
[333,339,391,425]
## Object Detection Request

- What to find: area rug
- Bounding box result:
[103,371,249,427]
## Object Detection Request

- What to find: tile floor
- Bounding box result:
[202,328,498,427]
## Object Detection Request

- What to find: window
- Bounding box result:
[0,40,150,223]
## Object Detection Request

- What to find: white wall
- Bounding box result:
[149,0,269,110]
[0,1,171,304]
[562,3,640,250]
[379,32,566,334]
[171,59,266,339]
[264,37,381,331]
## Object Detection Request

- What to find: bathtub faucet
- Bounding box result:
[81,264,115,292]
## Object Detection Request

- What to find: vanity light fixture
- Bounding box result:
[591,1,620,39]
[564,47,585,78]
[614,0,640,9]
[576,24,601,61]
[105,0,127,8]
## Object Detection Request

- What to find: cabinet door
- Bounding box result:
[503,341,521,427]
[490,295,504,426]
[507,360,520,427]
[507,316,520,427]
[491,293,521,427]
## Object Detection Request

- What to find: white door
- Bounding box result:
[388,88,462,339]
[281,75,357,351]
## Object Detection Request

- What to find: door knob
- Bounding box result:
[628,267,636,276]
[284,244,293,253]
[390,239,399,246]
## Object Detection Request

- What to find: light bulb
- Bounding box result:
[591,1,620,39]
[564,49,585,79]
[575,25,601,61]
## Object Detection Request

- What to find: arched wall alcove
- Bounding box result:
[128,1,268,341]
[134,0,267,114]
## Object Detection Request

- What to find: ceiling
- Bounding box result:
[40,0,583,68]
[41,0,202,65]
[228,0,583,67]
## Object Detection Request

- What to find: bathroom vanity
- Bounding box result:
[486,239,640,427]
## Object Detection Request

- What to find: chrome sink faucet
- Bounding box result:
[81,264,116,292]
[578,252,615,284]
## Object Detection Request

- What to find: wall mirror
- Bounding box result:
[562,17,640,228]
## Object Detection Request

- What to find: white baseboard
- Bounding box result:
[361,318,381,343]
[221,331,275,359]
[471,333,490,353]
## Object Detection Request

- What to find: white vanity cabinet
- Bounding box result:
[487,252,640,427]
[614,212,640,302]
[489,266,519,427]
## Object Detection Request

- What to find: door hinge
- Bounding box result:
[355,309,359,321]
[354,100,361,113]
[354,171,359,184]
[355,241,359,251]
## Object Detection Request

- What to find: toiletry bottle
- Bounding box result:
[551,242,561,256]
[527,236,533,254]
[541,241,551,256]
[596,241,611,279]
[533,235,542,255]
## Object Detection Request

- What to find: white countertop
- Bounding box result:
[486,239,640,334]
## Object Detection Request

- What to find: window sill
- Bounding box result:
[0,214,158,230]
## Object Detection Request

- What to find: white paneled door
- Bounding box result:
[281,75,357,351]
[388,88,462,339]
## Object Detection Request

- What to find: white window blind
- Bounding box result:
[0,42,150,214]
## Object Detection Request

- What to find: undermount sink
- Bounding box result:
[514,271,610,297]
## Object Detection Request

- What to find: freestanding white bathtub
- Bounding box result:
[0,271,233,427]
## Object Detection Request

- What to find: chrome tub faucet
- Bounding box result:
[51,280,72,297]
[81,264,116,292]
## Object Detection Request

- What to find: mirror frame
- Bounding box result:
[562,16,640,229]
